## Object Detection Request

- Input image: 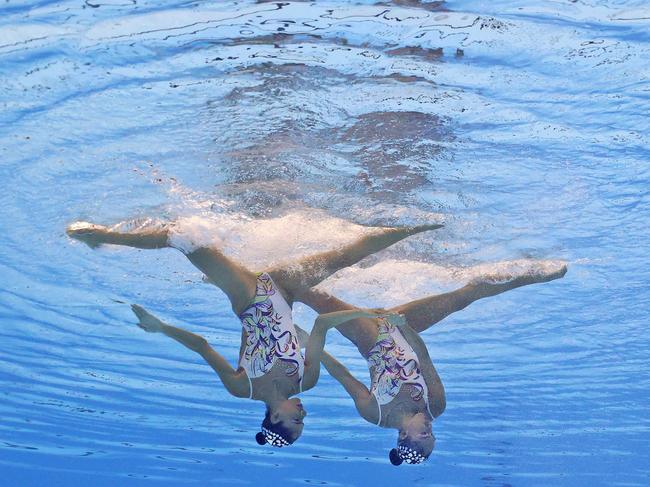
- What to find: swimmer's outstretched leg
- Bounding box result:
[267,223,444,301]
[183,247,258,314]
[390,264,568,333]
[66,220,257,313]
[66,221,169,249]
[296,262,566,349]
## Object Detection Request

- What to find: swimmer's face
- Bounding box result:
[272,398,306,440]
[399,413,435,456]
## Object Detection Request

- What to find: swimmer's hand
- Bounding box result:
[131,304,164,333]
[387,313,407,327]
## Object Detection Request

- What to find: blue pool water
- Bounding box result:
[1,1,649,485]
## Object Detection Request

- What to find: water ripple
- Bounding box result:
[1,0,649,486]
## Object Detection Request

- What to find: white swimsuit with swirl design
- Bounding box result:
[366,318,433,425]
[238,273,304,399]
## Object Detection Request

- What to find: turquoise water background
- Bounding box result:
[1,1,649,485]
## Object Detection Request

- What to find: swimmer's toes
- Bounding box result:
[66,221,100,235]
[401,223,443,232]
[130,304,145,319]
[549,264,568,280]
[419,223,444,232]
[386,222,444,235]
[527,262,568,284]
[66,221,105,248]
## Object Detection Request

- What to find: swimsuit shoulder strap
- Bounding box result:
[427,402,434,420]
[372,391,382,426]
[244,370,253,400]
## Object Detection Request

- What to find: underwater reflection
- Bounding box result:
[204,57,453,212]
[338,111,452,198]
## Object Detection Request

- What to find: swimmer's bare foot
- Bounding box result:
[270,220,444,297]
[131,304,164,333]
[408,223,444,234]
[66,219,169,249]
[66,222,108,249]
[373,222,444,238]
[357,222,444,234]
[473,261,568,290]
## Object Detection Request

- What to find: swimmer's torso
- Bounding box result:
[238,272,304,399]
[366,318,434,426]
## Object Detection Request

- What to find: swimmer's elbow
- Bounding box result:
[194,336,210,354]
[225,377,250,398]
[301,364,320,391]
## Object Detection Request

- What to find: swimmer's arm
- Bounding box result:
[131,305,249,398]
[199,345,250,399]
[319,351,378,424]
[312,309,383,329]
[300,318,332,392]
[395,321,446,417]
[301,310,380,391]
[295,325,377,422]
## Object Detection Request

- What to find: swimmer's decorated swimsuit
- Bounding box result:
[238,273,304,399]
[366,317,433,425]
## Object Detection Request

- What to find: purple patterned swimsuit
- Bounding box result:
[238,273,304,399]
[366,318,432,425]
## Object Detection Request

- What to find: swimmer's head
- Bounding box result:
[256,398,306,447]
[390,414,435,465]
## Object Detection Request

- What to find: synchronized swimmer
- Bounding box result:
[67,218,566,464]
[296,264,565,464]
[66,219,442,450]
